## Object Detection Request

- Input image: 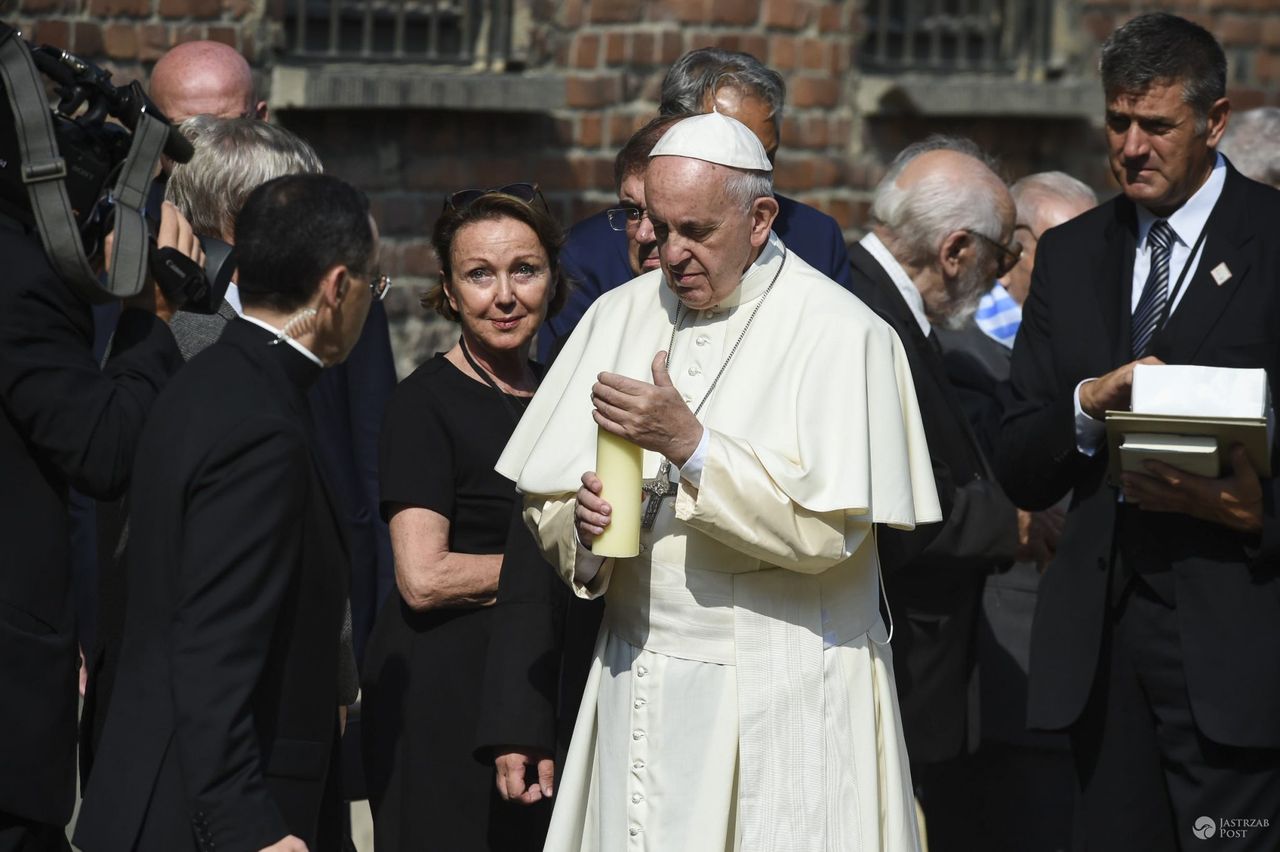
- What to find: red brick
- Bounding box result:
[1218,14,1259,47]
[603,31,626,64]
[659,31,684,64]
[811,156,840,189]
[1080,10,1116,44]
[799,37,828,71]
[20,0,75,13]
[633,32,655,65]
[660,0,711,25]
[73,21,104,55]
[397,241,438,279]
[171,24,206,46]
[770,34,798,70]
[589,0,643,24]
[830,42,851,74]
[103,23,138,59]
[534,156,575,192]
[206,25,237,48]
[800,114,830,148]
[1261,16,1280,48]
[1255,50,1280,84]
[138,23,171,60]
[565,73,623,108]
[638,69,664,100]
[779,115,801,145]
[578,113,604,148]
[159,0,221,18]
[790,75,839,108]
[609,112,637,144]
[1226,85,1267,109]
[371,194,428,235]
[35,19,71,49]
[223,0,256,19]
[562,0,584,28]
[818,3,846,32]
[710,0,758,26]
[763,0,809,31]
[88,0,152,15]
[773,157,814,191]
[572,32,600,68]
[737,34,768,61]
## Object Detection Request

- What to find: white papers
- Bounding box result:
[1131,364,1268,419]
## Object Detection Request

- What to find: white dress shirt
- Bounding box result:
[1074,153,1227,455]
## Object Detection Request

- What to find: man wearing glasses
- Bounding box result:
[847,138,1025,850]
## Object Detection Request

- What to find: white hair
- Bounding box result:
[166,116,323,240]
[723,168,774,211]
[1219,107,1280,186]
[1010,171,1097,227]
[871,161,1005,268]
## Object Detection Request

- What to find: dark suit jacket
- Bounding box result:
[0,223,180,826]
[75,319,349,852]
[936,320,1069,750]
[537,194,854,362]
[996,165,1280,748]
[849,245,1018,763]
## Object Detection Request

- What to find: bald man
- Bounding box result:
[150,40,266,124]
[848,139,1025,851]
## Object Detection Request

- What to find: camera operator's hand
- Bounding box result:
[115,202,204,322]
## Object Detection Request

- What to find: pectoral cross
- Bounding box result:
[641,459,678,530]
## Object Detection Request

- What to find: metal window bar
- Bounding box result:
[283,0,513,66]
[859,0,1059,77]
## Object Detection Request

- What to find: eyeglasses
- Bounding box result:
[606,205,648,232]
[444,182,545,213]
[366,273,392,301]
[965,229,1023,277]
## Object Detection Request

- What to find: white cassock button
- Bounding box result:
[682,394,692,403]
[695,335,710,346]
[705,309,717,319]
[632,793,644,804]
[630,827,642,836]
[633,729,645,740]
[633,759,645,770]
[687,365,701,376]
[636,665,648,677]
[634,698,646,709]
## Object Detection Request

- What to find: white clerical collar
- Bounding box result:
[860,231,930,337]
[712,231,786,310]
[1135,152,1226,251]
[241,312,325,367]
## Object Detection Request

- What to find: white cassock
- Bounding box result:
[497,233,940,852]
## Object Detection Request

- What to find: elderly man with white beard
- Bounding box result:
[496,112,940,851]
[847,140,1025,851]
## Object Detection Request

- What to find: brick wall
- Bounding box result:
[8,0,1280,374]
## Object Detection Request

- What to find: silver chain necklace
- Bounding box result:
[640,249,788,529]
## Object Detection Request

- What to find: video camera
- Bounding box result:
[0,21,233,312]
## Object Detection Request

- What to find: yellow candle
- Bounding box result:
[593,428,642,558]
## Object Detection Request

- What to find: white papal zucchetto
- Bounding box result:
[648,111,773,172]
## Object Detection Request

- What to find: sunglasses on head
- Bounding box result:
[444,182,545,213]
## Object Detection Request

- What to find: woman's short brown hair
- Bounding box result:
[421,190,568,321]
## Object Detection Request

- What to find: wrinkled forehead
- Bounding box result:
[644,156,734,213]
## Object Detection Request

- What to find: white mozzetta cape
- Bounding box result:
[497,235,940,852]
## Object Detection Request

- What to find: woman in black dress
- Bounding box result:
[361,185,566,850]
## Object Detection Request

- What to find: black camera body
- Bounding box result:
[0,23,233,313]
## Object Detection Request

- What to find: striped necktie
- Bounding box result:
[1131,220,1174,358]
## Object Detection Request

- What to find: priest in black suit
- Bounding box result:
[76,174,381,852]
[997,13,1280,850]
[848,140,1024,850]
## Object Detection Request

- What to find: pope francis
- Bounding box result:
[496,112,940,852]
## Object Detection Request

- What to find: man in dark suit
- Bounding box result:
[997,13,1280,850]
[935,170,1096,852]
[0,192,197,846]
[847,139,1028,850]
[537,47,852,362]
[75,174,381,852]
